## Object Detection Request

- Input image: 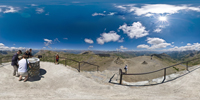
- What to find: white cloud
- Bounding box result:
[88,45,93,49]
[118,37,124,43]
[45,12,49,15]
[92,12,105,16]
[36,8,44,14]
[154,28,162,33]
[137,44,149,49]
[147,37,165,45]
[172,42,174,44]
[97,31,120,45]
[31,4,38,6]
[3,6,18,13]
[84,38,94,44]
[92,12,116,16]
[137,37,171,49]
[119,22,149,39]
[187,43,191,46]
[54,38,60,43]
[44,39,52,46]
[145,13,154,17]
[120,46,127,50]
[108,12,116,16]
[63,38,68,40]
[168,43,200,51]
[116,4,200,16]
[0,43,25,50]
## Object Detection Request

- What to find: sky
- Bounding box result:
[0,0,200,51]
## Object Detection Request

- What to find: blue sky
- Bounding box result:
[0,0,200,51]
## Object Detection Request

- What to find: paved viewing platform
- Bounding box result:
[1,62,200,99]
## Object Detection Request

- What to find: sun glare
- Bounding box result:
[158,16,167,22]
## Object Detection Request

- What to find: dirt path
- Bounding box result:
[1,62,200,99]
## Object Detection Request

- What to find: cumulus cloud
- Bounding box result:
[137,44,149,49]
[137,37,171,49]
[0,43,25,50]
[118,37,124,43]
[154,28,162,33]
[36,8,44,14]
[120,45,128,50]
[44,39,52,46]
[3,6,18,13]
[117,45,128,51]
[168,43,200,51]
[116,4,200,16]
[84,38,94,44]
[119,22,149,39]
[97,31,120,45]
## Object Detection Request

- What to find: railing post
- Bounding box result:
[97,66,99,71]
[186,62,189,71]
[0,57,2,65]
[162,68,166,83]
[78,62,80,72]
[54,56,55,63]
[65,58,66,66]
[119,69,123,84]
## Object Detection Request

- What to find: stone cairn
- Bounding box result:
[142,61,148,64]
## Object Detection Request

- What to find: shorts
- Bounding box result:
[18,72,28,77]
[56,59,59,62]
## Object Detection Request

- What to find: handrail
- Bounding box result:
[39,55,99,72]
[119,57,200,84]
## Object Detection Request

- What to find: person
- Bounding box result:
[124,64,128,74]
[18,55,31,82]
[28,49,33,58]
[11,50,22,77]
[24,50,29,57]
[55,53,59,64]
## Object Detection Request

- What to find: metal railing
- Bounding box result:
[119,57,200,84]
[0,55,100,72]
[41,55,99,72]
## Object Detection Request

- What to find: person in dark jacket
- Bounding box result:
[11,50,22,76]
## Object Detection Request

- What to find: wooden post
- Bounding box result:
[78,62,80,72]
[162,68,166,83]
[186,62,189,71]
[119,69,123,84]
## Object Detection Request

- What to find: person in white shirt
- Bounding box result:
[124,64,128,74]
[18,55,31,82]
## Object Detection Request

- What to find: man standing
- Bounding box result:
[29,49,33,58]
[11,50,22,76]
[124,64,128,74]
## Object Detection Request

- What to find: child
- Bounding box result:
[56,53,59,64]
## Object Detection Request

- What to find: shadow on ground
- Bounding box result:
[28,68,47,82]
